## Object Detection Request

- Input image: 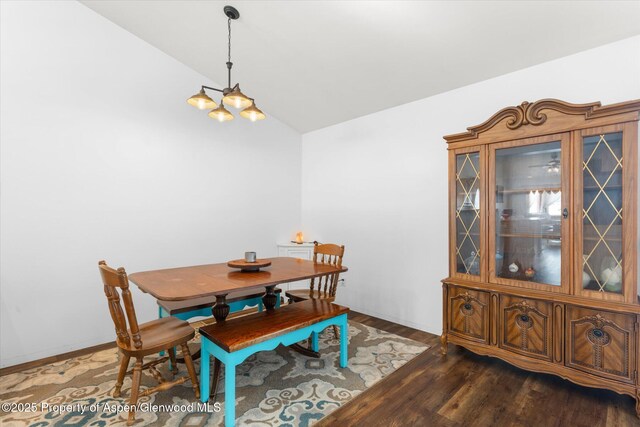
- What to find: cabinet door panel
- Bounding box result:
[488,133,570,294]
[500,295,552,360]
[450,146,486,281]
[574,123,638,304]
[566,306,636,383]
[448,286,490,344]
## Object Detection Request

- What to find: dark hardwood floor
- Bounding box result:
[318,311,639,427]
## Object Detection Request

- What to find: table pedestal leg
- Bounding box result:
[262,286,277,311]
[290,342,321,358]
[212,294,230,323]
[178,294,229,364]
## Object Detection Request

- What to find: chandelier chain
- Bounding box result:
[227,17,232,63]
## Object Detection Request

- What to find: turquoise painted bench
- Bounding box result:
[199,299,349,427]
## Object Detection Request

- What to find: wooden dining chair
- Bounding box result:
[98,260,200,426]
[285,243,345,338]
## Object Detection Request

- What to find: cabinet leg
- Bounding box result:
[440,333,448,356]
[635,390,640,419]
[441,283,448,356]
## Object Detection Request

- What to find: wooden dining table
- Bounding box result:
[128,257,348,358]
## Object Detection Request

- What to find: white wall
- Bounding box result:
[0,1,302,368]
[301,36,640,334]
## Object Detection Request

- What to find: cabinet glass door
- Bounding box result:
[581,132,623,294]
[451,147,485,280]
[577,124,636,303]
[489,134,569,292]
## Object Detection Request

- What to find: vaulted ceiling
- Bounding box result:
[80,1,640,133]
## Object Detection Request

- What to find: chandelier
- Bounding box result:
[187,6,265,122]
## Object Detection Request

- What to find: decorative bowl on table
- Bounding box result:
[227,259,272,272]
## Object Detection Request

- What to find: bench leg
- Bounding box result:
[159,306,166,357]
[168,347,178,375]
[339,318,348,368]
[311,332,319,352]
[200,344,210,402]
[224,363,236,427]
[211,359,221,402]
[169,346,178,370]
[158,306,178,362]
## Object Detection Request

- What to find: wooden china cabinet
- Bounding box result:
[441,99,640,417]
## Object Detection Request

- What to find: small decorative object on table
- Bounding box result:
[228,253,270,272]
[227,258,271,272]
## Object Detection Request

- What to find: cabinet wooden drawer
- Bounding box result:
[566,306,636,383]
[499,295,552,361]
[448,286,490,344]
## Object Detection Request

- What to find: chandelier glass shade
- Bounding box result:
[187,89,217,110]
[208,104,234,122]
[240,101,266,122]
[187,6,264,123]
[222,86,252,109]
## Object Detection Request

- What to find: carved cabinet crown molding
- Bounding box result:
[444,98,640,145]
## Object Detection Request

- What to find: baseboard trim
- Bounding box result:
[0,341,116,377]
[341,302,439,335]
[0,306,265,377]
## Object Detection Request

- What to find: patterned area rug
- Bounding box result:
[0,320,429,426]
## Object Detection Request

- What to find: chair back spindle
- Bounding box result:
[98,260,142,349]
